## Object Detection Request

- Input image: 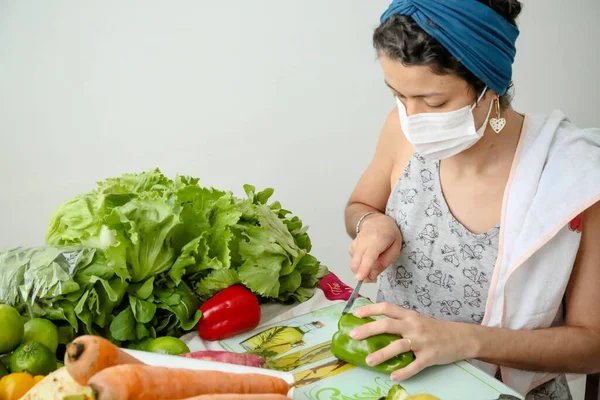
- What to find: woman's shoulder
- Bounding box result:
[521,110,600,159]
[378,107,416,188]
[524,110,599,138]
[517,109,600,205]
[379,106,414,154]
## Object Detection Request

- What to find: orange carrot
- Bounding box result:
[87,365,291,400]
[65,335,143,385]
[175,395,291,400]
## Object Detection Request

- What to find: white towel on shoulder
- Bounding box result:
[472,110,600,394]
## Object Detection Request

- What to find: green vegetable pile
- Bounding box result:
[0,169,327,345]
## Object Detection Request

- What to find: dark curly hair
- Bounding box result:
[373,0,523,108]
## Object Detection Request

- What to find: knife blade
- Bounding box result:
[342,280,363,314]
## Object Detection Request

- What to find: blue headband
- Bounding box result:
[380,0,519,95]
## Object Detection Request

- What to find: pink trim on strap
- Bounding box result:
[500,195,600,325]
[499,195,600,389]
[481,116,529,326]
[529,373,560,392]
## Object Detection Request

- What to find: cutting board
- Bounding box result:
[219,298,523,400]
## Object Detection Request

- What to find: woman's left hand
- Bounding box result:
[352,302,479,381]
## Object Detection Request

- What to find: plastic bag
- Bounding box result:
[0,246,201,345]
[0,246,92,307]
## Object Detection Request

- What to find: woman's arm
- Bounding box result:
[344,108,412,239]
[472,201,600,374]
[352,201,600,380]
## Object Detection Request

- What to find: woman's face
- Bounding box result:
[379,54,494,130]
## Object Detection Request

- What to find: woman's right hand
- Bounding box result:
[349,213,403,283]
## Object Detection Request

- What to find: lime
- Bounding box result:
[23,319,59,353]
[146,337,190,355]
[0,305,24,354]
[0,353,11,369]
[9,341,57,376]
[0,363,8,379]
[56,361,64,369]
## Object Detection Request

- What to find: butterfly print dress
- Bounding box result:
[378,156,498,323]
[377,154,572,400]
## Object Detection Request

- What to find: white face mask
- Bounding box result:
[396,88,493,160]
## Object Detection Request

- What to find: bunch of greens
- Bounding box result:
[0,246,198,345]
[0,169,327,344]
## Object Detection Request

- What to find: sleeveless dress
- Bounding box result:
[377,154,572,400]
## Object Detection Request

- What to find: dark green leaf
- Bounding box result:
[129,295,157,324]
[128,277,155,300]
[110,306,136,341]
[135,322,150,340]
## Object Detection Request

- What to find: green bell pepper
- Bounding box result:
[331,312,415,374]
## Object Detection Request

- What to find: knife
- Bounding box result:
[342,280,363,314]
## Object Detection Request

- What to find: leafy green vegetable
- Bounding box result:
[0,246,128,337]
[0,169,327,343]
[110,306,137,341]
[154,282,202,334]
[194,269,240,300]
[128,277,155,300]
[129,295,157,324]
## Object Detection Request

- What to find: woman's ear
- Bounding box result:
[484,89,499,104]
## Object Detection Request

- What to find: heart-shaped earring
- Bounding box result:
[489,97,506,134]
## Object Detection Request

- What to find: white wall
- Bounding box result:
[511,0,600,128]
[1,0,598,305]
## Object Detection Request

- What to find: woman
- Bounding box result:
[345,0,600,399]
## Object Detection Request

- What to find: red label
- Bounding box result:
[569,213,583,233]
[319,272,357,301]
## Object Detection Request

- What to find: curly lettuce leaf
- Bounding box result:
[169,234,223,285]
[34,169,328,343]
[238,257,282,298]
[177,186,241,272]
[194,269,240,301]
[46,193,104,248]
[102,194,182,283]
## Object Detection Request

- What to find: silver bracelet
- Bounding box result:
[356,211,379,235]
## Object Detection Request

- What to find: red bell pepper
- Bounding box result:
[197,284,261,341]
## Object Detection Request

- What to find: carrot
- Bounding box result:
[175,395,291,400]
[65,335,143,385]
[87,365,291,400]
